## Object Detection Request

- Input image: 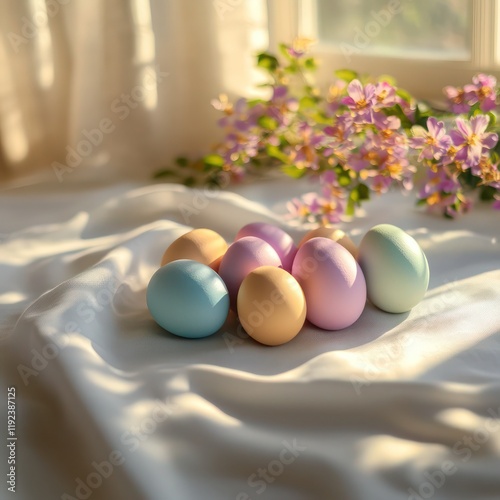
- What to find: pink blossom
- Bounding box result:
[450,115,498,168]
[444,86,470,114]
[410,117,452,161]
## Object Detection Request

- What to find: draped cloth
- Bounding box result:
[1,177,499,499]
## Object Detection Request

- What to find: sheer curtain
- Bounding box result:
[0,0,269,182]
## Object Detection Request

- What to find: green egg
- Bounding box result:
[358,224,429,313]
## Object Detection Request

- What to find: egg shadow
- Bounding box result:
[93,291,411,376]
[252,301,408,373]
[300,300,411,350]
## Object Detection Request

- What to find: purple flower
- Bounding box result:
[417,168,472,217]
[465,74,497,112]
[493,197,500,210]
[341,80,376,122]
[286,38,314,59]
[273,86,288,100]
[410,117,452,161]
[287,190,345,224]
[419,168,459,199]
[374,81,397,109]
[444,86,470,114]
[450,115,498,168]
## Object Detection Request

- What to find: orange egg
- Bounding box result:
[161,229,228,268]
[237,266,306,346]
[298,226,357,258]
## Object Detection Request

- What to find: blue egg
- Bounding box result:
[147,259,229,338]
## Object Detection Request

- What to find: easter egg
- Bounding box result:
[161,228,227,271]
[147,259,229,338]
[298,226,357,258]
[219,236,282,310]
[357,224,429,313]
[292,237,366,330]
[237,266,307,346]
[235,222,297,271]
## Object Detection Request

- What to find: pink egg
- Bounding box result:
[235,222,297,272]
[219,236,282,310]
[291,237,366,330]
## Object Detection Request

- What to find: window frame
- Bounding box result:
[267,0,500,102]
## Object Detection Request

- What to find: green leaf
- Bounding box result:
[384,104,413,130]
[396,88,413,103]
[378,74,397,86]
[345,197,355,216]
[487,111,497,131]
[153,169,176,179]
[284,63,298,74]
[335,69,358,82]
[257,115,278,131]
[203,154,225,168]
[256,52,279,72]
[304,57,317,71]
[480,185,497,201]
[416,198,428,206]
[299,96,318,109]
[281,165,306,179]
[266,145,289,164]
[278,43,291,59]
[357,183,370,200]
[207,175,223,188]
[469,103,481,117]
[338,171,351,187]
[183,176,196,187]
[175,156,189,167]
[246,98,264,107]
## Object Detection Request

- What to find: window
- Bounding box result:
[268,0,500,102]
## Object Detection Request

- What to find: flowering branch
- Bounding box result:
[155,40,500,221]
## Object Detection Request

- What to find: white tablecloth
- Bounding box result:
[1,176,499,500]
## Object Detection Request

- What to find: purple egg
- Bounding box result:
[235,222,297,272]
[291,237,366,330]
[219,236,282,310]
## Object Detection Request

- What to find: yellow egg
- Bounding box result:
[237,266,306,346]
[161,229,228,270]
[298,226,357,258]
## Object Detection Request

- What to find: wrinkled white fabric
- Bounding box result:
[1,177,500,500]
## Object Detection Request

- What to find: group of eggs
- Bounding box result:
[147,222,430,346]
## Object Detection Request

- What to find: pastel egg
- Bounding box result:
[237,266,306,346]
[357,224,429,313]
[161,228,228,271]
[292,237,366,330]
[147,260,229,338]
[219,236,282,310]
[298,226,357,258]
[235,222,297,271]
